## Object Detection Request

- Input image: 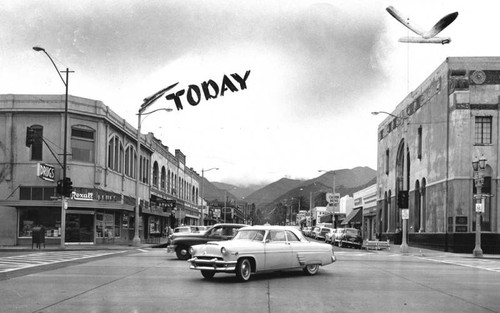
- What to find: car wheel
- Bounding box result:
[236,258,252,282]
[303,264,319,276]
[201,270,215,279]
[175,245,191,260]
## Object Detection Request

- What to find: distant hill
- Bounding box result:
[211,182,261,200]
[245,166,376,210]
[243,178,305,207]
[202,166,376,211]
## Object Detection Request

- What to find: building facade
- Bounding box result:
[0,94,201,246]
[375,57,500,253]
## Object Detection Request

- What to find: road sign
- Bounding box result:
[475,203,484,213]
[401,209,409,219]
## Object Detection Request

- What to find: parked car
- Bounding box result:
[337,228,362,248]
[316,227,333,241]
[311,226,321,239]
[333,228,344,246]
[324,228,336,244]
[188,225,336,281]
[302,227,311,237]
[168,223,246,260]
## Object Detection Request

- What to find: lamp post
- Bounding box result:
[200,167,219,226]
[472,155,486,258]
[33,46,72,249]
[133,84,177,246]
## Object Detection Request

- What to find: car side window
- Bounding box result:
[209,227,222,237]
[269,230,286,242]
[286,231,300,242]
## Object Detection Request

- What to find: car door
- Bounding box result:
[264,230,293,270]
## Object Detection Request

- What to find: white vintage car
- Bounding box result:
[188,225,336,281]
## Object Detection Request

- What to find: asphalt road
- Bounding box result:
[0,247,499,313]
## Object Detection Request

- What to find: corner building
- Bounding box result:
[0,94,200,246]
[375,57,500,253]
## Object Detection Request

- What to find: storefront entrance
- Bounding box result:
[66,212,94,243]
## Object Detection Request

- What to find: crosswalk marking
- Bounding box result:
[0,250,127,273]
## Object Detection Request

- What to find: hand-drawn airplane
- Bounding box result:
[386,6,458,44]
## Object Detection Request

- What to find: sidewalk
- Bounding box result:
[374,243,500,260]
[0,241,169,252]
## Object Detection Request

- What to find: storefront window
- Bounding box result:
[149,216,160,235]
[96,212,117,238]
[19,207,61,237]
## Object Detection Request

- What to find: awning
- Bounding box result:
[342,208,362,225]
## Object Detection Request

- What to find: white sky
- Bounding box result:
[1,0,498,186]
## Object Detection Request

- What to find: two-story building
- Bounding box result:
[0,94,201,246]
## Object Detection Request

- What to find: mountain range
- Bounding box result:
[204,166,376,210]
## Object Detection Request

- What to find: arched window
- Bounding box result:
[30,125,43,161]
[153,162,159,187]
[167,169,171,193]
[161,167,166,190]
[124,145,136,178]
[108,135,123,172]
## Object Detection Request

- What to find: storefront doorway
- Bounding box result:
[65,212,94,243]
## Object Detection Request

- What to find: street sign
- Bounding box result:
[475,203,484,213]
[401,209,409,219]
[326,193,340,204]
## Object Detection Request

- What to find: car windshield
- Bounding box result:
[233,229,265,241]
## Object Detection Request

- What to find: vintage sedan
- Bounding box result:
[188,225,336,281]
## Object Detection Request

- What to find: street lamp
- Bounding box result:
[472,155,487,257]
[33,46,72,249]
[201,167,219,226]
[133,83,177,246]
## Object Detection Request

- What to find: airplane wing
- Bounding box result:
[423,12,458,38]
[386,6,425,37]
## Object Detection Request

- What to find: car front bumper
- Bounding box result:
[188,256,238,272]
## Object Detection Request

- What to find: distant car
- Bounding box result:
[316,227,333,241]
[173,226,194,234]
[168,223,246,260]
[311,226,321,239]
[302,227,311,236]
[333,229,344,246]
[188,225,336,281]
[337,228,362,248]
[324,228,336,244]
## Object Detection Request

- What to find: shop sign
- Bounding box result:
[70,191,94,201]
[37,163,55,182]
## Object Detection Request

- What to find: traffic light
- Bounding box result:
[56,180,63,195]
[398,190,409,208]
[26,126,35,147]
[63,177,73,197]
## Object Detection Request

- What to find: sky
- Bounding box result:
[1,0,499,186]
